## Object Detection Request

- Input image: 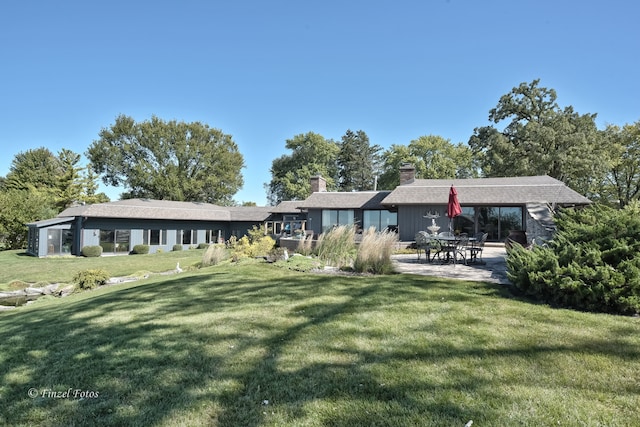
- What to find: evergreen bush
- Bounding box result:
[507,202,640,315]
[81,245,103,257]
[73,269,110,290]
[172,244,183,252]
[131,244,150,255]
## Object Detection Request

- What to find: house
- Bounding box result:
[25,165,590,257]
[26,199,272,257]
[290,165,590,244]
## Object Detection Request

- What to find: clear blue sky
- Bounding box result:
[1,0,638,205]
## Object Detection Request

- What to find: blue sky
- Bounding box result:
[1,0,638,205]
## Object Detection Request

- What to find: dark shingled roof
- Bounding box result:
[299,191,392,209]
[381,175,591,206]
[59,199,233,221]
[268,200,306,213]
[226,206,273,222]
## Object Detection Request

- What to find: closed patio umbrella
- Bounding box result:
[447,185,462,233]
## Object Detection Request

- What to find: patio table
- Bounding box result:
[433,235,476,265]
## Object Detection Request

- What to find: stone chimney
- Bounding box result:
[399,163,416,185]
[310,175,327,193]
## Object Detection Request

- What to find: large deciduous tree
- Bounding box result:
[468,79,609,196]
[267,132,339,204]
[87,115,244,205]
[600,121,640,207]
[337,129,382,192]
[377,135,476,189]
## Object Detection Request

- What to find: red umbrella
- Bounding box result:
[447,185,462,232]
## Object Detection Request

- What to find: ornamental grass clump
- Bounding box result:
[296,233,314,256]
[354,227,398,274]
[201,244,228,267]
[315,225,356,268]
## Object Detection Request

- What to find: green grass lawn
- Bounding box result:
[1,254,639,426]
[0,249,206,288]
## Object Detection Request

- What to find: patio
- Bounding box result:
[392,244,509,284]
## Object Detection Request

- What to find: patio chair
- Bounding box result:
[415,231,436,262]
[465,232,488,264]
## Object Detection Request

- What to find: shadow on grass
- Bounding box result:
[0,265,638,426]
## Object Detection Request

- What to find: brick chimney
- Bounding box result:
[399,163,416,185]
[310,175,327,193]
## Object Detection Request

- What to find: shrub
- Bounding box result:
[73,269,110,290]
[315,225,356,268]
[507,202,640,315]
[172,244,183,252]
[131,244,150,255]
[202,244,228,266]
[354,227,398,274]
[81,245,103,257]
[197,243,209,250]
[229,226,276,260]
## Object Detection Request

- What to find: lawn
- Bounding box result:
[0,249,205,288]
[1,254,639,426]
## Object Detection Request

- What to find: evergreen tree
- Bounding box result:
[337,129,381,192]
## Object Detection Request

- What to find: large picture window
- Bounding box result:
[47,229,73,255]
[100,229,130,253]
[478,207,523,241]
[363,210,398,232]
[322,209,354,232]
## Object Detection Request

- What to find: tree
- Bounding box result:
[469,79,610,196]
[55,148,84,210]
[87,115,244,205]
[267,132,339,204]
[79,165,111,205]
[377,136,477,189]
[337,129,382,192]
[4,147,60,192]
[600,121,640,207]
[0,189,57,250]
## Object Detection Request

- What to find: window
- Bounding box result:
[453,207,475,236]
[143,229,166,245]
[46,229,73,255]
[100,229,130,253]
[363,210,398,232]
[322,209,355,232]
[478,207,523,241]
[177,229,194,245]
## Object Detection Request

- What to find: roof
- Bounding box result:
[58,199,233,222]
[299,191,392,209]
[27,217,75,228]
[269,200,305,213]
[226,206,273,222]
[381,175,591,206]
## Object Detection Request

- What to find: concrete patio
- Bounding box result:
[392,244,509,284]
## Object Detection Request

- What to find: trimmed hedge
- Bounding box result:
[172,244,183,252]
[131,244,150,255]
[81,245,103,257]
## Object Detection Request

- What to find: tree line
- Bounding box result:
[1,79,639,249]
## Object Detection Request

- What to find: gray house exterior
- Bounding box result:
[26,166,591,257]
[381,174,591,242]
[26,199,272,257]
